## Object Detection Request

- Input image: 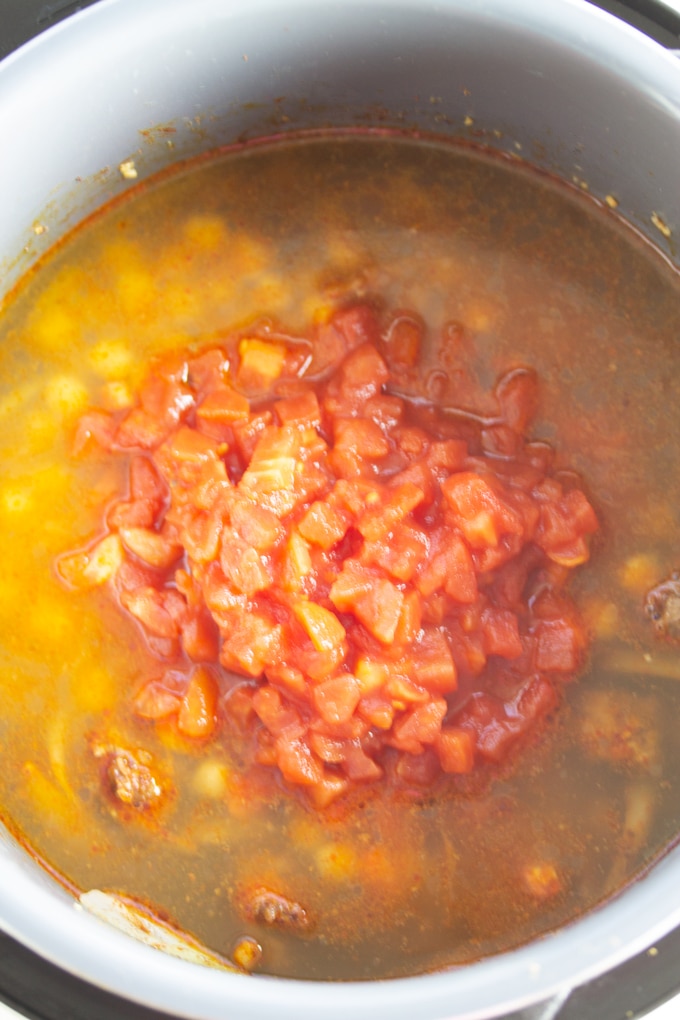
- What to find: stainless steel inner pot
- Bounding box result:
[0,1,679,1018]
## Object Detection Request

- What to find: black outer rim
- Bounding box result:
[0,0,679,1017]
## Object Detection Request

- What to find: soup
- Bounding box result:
[0,133,679,981]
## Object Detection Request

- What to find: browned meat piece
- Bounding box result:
[92,743,163,811]
[237,885,311,933]
[645,571,680,640]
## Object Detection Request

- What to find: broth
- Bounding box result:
[0,133,679,980]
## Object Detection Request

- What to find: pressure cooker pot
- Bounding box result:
[0,2,679,1018]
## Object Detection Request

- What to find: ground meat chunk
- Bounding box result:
[645,571,680,640]
[92,743,163,811]
[237,885,311,933]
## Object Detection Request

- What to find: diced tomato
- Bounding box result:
[298,499,351,550]
[481,607,523,659]
[181,507,224,564]
[339,740,383,781]
[390,699,447,754]
[412,627,457,693]
[425,440,468,476]
[384,671,429,707]
[230,499,284,552]
[357,482,424,541]
[442,472,524,550]
[293,601,346,655]
[133,675,184,720]
[120,586,184,638]
[393,748,440,786]
[436,726,475,774]
[252,686,302,736]
[448,623,487,676]
[224,683,258,730]
[61,303,598,804]
[456,676,557,762]
[108,455,167,529]
[331,303,381,351]
[238,425,301,516]
[329,561,404,645]
[181,608,220,662]
[231,410,273,463]
[533,619,582,672]
[276,736,324,787]
[330,417,390,477]
[119,525,182,569]
[115,374,193,449]
[56,534,123,590]
[325,343,390,417]
[312,675,362,726]
[308,772,351,808]
[72,409,118,454]
[220,532,272,596]
[177,666,219,738]
[186,348,228,393]
[358,691,395,730]
[275,390,321,429]
[163,426,220,464]
[219,610,283,677]
[236,338,287,391]
[393,589,423,645]
[360,522,428,583]
[197,386,250,424]
[415,530,477,604]
[364,394,405,429]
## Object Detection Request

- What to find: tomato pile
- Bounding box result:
[58,303,598,806]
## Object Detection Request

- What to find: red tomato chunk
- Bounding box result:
[58,303,598,805]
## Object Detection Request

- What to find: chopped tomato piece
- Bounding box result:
[133,675,183,720]
[163,426,220,464]
[230,499,284,552]
[534,619,582,672]
[197,386,250,424]
[312,675,362,726]
[59,301,597,803]
[442,473,524,549]
[293,601,346,655]
[276,737,324,787]
[237,338,287,391]
[436,727,475,774]
[56,534,124,590]
[120,586,184,638]
[298,499,351,550]
[415,530,477,604]
[390,699,447,754]
[357,482,424,541]
[120,526,182,569]
[412,628,457,693]
[481,607,523,659]
[177,666,219,738]
[275,390,321,429]
[330,561,404,645]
